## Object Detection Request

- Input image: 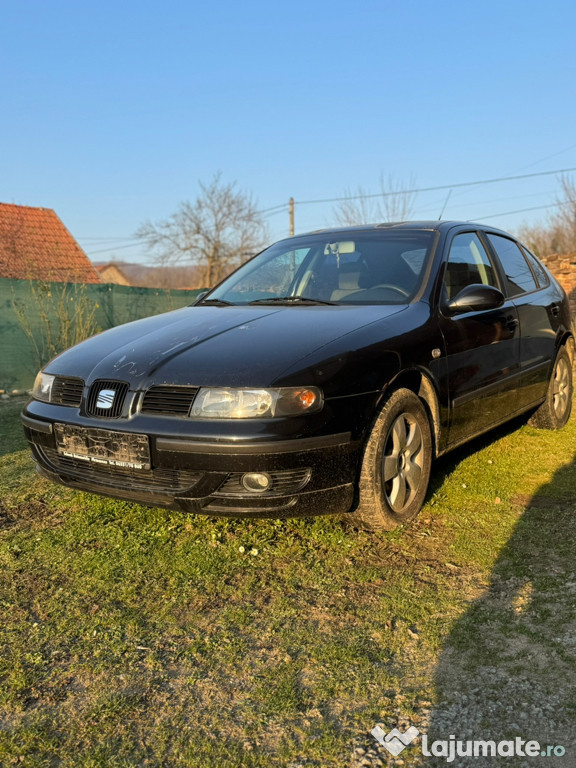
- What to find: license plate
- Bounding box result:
[54,424,151,470]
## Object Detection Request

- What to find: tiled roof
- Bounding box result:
[0,202,101,283]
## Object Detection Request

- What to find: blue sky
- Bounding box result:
[1,0,576,263]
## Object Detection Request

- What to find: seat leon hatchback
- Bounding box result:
[22,221,574,529]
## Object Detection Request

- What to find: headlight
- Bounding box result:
[190,387,323,419]
[32,372,56,403]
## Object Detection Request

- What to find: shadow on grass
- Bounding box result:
[425,447,576,765]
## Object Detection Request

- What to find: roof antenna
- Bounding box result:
[438,190,452,220]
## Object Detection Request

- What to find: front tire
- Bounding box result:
[528,346,573,430]
[355,388,433,531]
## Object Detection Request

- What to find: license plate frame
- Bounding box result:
[54,424,151,470]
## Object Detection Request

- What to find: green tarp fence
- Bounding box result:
[0,278,205,392]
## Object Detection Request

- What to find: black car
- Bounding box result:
[22,222,574,529]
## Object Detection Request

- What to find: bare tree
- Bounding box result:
[515,222,552,258]
[136,174,269,287]
[550,174,576,252]
[517,174,576,257]
[332,174,417,226]
[332,187,381,227]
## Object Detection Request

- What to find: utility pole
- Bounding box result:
[289,197,294,236]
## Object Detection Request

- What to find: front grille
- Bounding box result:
[216,468,311,497]
[52,377,84,407]
[40,447,202,494]
[141,386,199,416]
[86,380,129,418]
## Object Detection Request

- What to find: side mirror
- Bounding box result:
[446,284,505,315]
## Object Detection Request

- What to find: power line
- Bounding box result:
[257,208,288,219]
[85,242,144,256]
[81,166,576,251]
[471,200,571,222]
[293,167,576,207]
[79,236,141,242]
[256,203,290,215]
[515,143,576,172]
[413,190,552,217]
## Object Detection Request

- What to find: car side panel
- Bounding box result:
[512,285,562,407]
[438,300,521,445]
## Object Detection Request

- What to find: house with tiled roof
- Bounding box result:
[96,262,133,286]
[0,202,100,284]
[94,261,205,289]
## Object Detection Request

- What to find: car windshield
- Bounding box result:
[203,230,437,306]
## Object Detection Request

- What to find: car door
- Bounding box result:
[484,233,556,408]
[437,231,520,446]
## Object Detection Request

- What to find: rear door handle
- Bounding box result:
[551,303,560,316]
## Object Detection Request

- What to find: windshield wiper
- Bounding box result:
[196,298,235,306]
[248,296,337,306]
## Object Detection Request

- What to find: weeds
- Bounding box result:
[12,279,100,370]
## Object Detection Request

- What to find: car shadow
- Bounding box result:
[424,446,576,765]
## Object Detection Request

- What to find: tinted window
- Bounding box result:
[521,246,549,289]
[444,232,499,299]
[487,234,538,296]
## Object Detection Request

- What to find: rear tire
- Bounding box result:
[528,347,573,430]
[354,388,433,531]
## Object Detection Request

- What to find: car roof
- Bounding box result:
[296,220,512,237]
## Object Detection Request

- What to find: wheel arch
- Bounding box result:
[562,333,575,366]
[380,368,442,459]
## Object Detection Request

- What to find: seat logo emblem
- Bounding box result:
[96,389,116,409]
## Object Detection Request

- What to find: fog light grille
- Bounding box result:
[216,468,311,497]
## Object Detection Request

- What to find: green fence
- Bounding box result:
[0,278,205,392]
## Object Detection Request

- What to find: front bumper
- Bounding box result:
[22,410,358,518]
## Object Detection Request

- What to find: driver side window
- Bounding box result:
[444,232,499,300]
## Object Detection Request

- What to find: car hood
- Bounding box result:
[46,303,407,388]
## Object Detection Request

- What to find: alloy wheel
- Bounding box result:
[381,412,424,513]
[553,357,570,420]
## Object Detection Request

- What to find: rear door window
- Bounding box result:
[487,234,538,296]
[521,246,550,289]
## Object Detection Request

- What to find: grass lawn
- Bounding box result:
[1,398,575,766]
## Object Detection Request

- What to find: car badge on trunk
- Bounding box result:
[96,389,116,409]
